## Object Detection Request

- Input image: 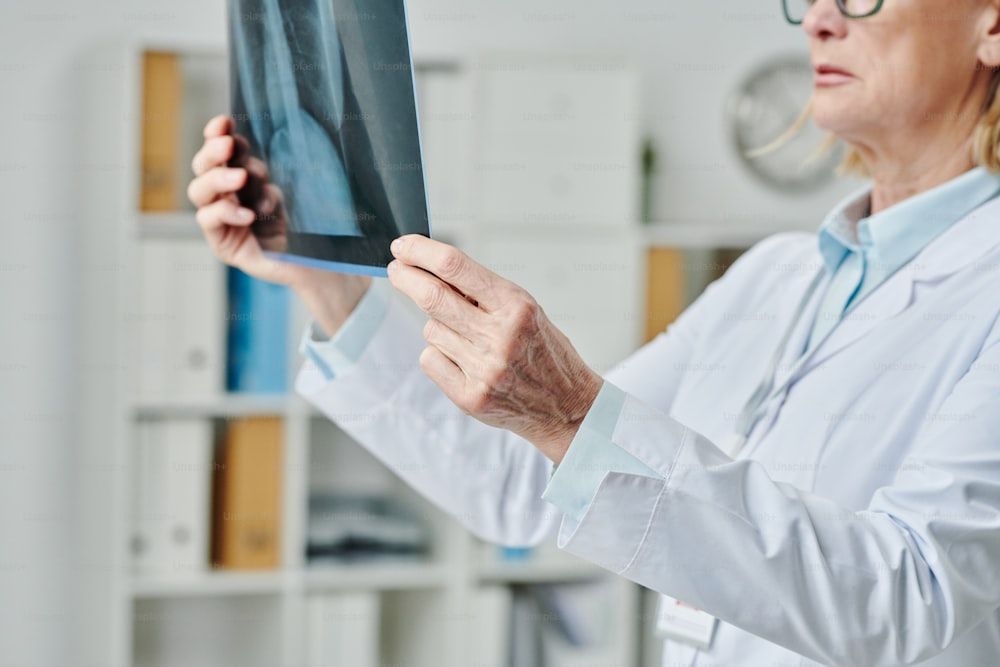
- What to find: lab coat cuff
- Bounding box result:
[555,471,669,573]
[297,278,392,381]
[295,282,425,411]
[553,394,694,572]
[542,382,661,522]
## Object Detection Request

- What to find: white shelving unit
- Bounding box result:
[101,37,673,667]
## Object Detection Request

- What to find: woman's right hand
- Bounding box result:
[188,114,300,286]
[187,114,371,337]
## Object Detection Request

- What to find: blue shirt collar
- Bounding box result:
[817,167,1000,277]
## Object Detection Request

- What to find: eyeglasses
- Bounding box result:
[783,0,884,25]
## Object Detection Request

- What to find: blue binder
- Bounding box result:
[226,267,290,394]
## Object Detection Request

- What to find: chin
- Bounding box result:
[811,97,858,137]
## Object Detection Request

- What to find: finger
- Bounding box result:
[230,133,251,166]
[390,235,498,310]
[195,198,257,234]
[418,345,467,405]
[388,258,482,339]
[187,166,248,208]
[258,182,283,217]
[203,114,233,139]
[254,184,287,240]
[246,156,270,182]
[191,135,235,176]
[422,318,479,372]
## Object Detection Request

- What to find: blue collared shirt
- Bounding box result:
[300,167,1000,522]
[806,166,1000,353]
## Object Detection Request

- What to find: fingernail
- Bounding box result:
[226,169,244,185]
[259,194,274,215]
[237,207,255,222]
[387,260,398,275]
[390,238,403,255]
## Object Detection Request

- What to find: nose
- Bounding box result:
[802,0,849,40]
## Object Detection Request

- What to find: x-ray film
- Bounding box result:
[228,0,430,276]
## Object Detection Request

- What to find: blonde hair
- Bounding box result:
[759,68,1000,176]
[969,68,1000,172]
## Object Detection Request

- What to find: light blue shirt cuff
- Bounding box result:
[297,279,392,380]
[542,382,663,523]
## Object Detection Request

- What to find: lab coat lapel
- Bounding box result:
[796,269,915,372]
[772,195,1000,390]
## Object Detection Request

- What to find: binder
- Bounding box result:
[135,240,226,401]
[131,418,214,575]
[225,267,290,394]
[645,247,686,342]
[306,592,381,667]
[131,420,166,573]
[140,51,182,211]
[211,417,283,570]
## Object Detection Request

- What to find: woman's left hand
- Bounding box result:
[387,234,603,464]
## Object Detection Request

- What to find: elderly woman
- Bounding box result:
[188,0,1000,663]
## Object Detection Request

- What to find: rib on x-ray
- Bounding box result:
[228,0,430,276]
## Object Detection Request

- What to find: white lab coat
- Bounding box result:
[295,195,1000,666]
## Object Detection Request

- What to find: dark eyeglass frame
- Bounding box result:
[783,0,885,25]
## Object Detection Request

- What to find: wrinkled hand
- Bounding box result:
[387,234,603,463]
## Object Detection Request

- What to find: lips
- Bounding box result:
[813,63,856,86]
[814,64,854,77]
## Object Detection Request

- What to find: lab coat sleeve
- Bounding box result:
[295,283,561,548]
[542,233,800,526]
[552,333,1000,665]
[298,278,392,379]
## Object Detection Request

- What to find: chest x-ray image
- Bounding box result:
[228,0,430,276]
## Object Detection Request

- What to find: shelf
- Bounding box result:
[304,560,450,592]
[132,393,306,419]
[475,555,607,584]
[131,561,450,598]
[642,219,815,248]
[131,570,289,599]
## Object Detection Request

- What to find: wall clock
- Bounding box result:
[728,54,844,192]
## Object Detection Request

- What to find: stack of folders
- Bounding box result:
[305,494,427,563]
[131,243,289,574]
[132,239,224,576]
[130,417,287,575]
[305,592,381,667]
[135,242,296,397]
[131,418,214,576]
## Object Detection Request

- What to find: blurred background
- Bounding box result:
[1,0,862,665]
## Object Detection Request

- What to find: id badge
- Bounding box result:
[655,594,718,650]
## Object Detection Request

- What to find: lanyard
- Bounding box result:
[721,270,826,458]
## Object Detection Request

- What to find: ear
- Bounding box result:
[976,1,1000,68]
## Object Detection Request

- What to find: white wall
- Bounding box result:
[1,3,228,665]
[404,0,861,225]
[0,1,859,665]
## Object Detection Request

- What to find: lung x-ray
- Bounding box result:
[228,0,430,276]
